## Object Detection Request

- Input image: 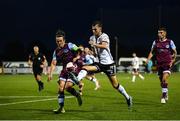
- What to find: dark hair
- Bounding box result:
[158,27,167,32]
[56,29,66,38]
[92,20,103,27]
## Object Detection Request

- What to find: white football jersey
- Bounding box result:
[90,33,114,65]
[132,57,139,69]
[85,54,96,65]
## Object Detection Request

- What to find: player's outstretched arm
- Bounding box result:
[146,51,153,64]
[47,60,57,82]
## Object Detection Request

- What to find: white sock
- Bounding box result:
[58,96,64,104]
[132,75,136,82]
[87,77,93,81]
[77,70,87,81]
[139,74,144,80]
[92,78,100,87]
[92,78,97,83]
[162,88,168,94]
[118,85,130,100]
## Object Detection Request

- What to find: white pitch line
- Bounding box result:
[0,96,74,106]
[0,96,57,98]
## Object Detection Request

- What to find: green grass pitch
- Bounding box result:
[0,72,180,120]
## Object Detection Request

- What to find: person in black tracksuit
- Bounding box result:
[28,46,47,91]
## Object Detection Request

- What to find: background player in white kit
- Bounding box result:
[84,47,100,90]
[72,21,132,108]
[131,53,145,82]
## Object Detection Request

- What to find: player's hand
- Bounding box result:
[89,40,95,46]
[79,46,84,51]
[145,59,149,65]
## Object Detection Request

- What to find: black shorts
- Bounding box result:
[33,67,43,77]
[91,62,116,77]
[87,71,95,75]
[133,68,139,73]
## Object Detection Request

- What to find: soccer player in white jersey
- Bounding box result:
[72,21,132,108]
[131,53,145,82]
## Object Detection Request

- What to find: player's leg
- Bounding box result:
[138,74,145,80]
[132,69,136,82]
[33,68,44,91]
[78,81,84,95]
[107,75,132,107]
[73,65,99,94]
[158,66,170,104]
[91,74,100,90]
[76,65,99,83]
[54,80,66,114]
[105,64,132,108]
[36,74,44,91]
[66,62,84,95]
[86,74,100,90]
[158,68,165,103]
[161,72,170,103]
[108,75,133,108]
[65,81,82,106]
[137,70,145,80]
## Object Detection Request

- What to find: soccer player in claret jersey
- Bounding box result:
[72,21,132,108]
[47,30,82,114]
[28,46,47,91]
[146,27,177,104]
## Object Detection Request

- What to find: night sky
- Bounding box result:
[0,0,180,63]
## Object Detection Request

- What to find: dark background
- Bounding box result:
[0,0,179,64]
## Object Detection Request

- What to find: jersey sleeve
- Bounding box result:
[90,36,95,42]
[68,43,79,51]
[85,55,92,65]
[90,55,96,62]
[52,51,57,61]
[100,34,109,44]
[170,40,176,49]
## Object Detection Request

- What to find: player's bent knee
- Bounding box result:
[162,75,169,82]
[59,85,65,91]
